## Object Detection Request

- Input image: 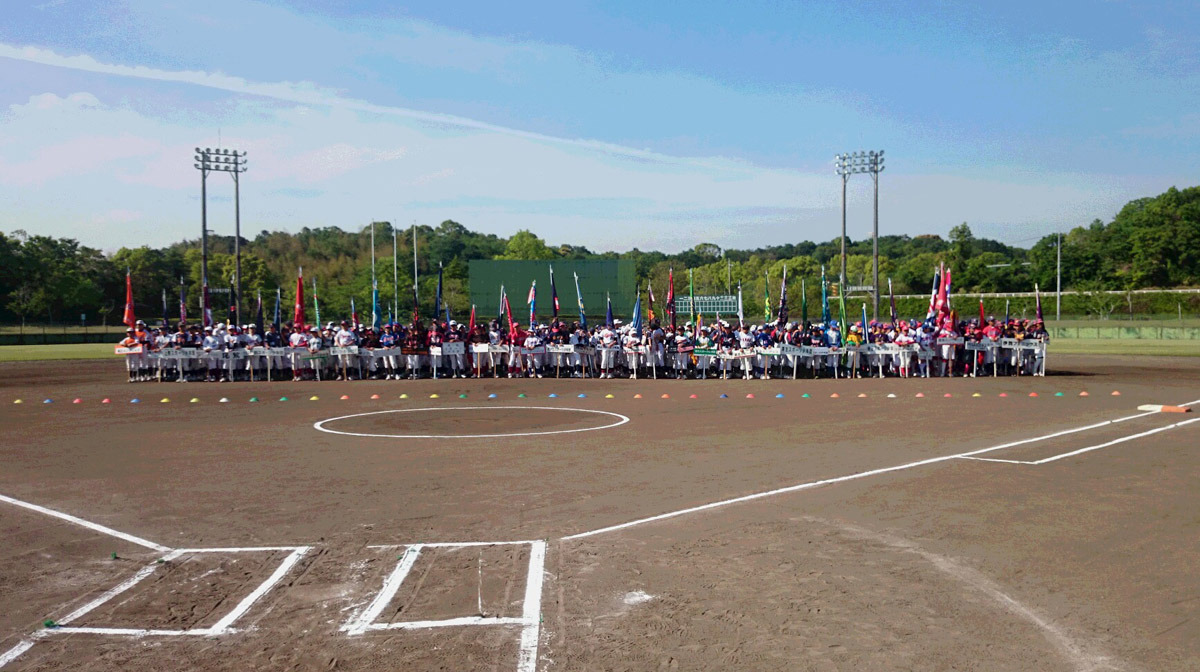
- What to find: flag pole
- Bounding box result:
[392,226,399,324]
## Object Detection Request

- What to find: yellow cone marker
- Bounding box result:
[309,395,319,401]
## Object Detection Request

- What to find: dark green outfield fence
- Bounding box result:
[469,260,635,325]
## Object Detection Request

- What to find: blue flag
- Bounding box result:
[631,291,643,334]
[372,282,381,330]
[862,302,869,337]
[273,288,281,330]
[574,272,587,328]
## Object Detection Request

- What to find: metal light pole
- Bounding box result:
[193,147,247,321]
[833,150,884,318]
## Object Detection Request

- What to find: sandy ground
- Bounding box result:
[0,354,1197,671]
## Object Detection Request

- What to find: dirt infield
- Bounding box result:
[0,354,1197,670]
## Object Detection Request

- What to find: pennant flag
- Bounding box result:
[838,279,848,333]
[764,269,771,323]
[888,277,898,326]
[350,296,359,327]
[933,262,949,321]
[527,279,537,327]
[666,267,676,331]
[468,304,476,336]
[497,284,506,324]
[228,284,236,325]
[820,265,830,325]
[312,277,321,327]
[123,268,136,328]
[161,288,169,328]
[202,281,213,327]
[372,282,381,330]
[293,268,305,328]
[273,288,281,330]
[435,262,444,324]
[605,293,614,327]
[503,288,515,337]
[1005,298,1010,324]
[179,277,188,324]
[979,295,986,326]
[549,266,560,317]
[945,265,954,311]
[1035,283,1043,322]
[862,302,869,336]
[631,290,643,334]
[688,268,696,326]
[801,276,808,325]
[647,281,656,321]
[411,284,420,325]
[255,290,265,335]
[573,272,587,328]
[926,265,941,320]
[777,265,789,325]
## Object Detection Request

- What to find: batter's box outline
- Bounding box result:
[344,541,546,672]
[46,546,311,637]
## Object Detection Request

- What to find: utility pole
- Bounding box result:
[1056,231,1062,321]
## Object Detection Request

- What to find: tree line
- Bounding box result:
[1,185,1195,327]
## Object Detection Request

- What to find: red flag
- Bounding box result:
[503,291,516,340]
[979,296,986,326]
[666,268,676,330]
[933,262,949,321]
[122,269,136,328]
[468,304,476,335]
[293,268,306,328]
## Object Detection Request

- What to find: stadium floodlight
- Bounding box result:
[192,147,248,323]
[834,150,886,319]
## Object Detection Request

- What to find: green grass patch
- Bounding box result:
[0,343,119,362]
[1048,339,1200,357]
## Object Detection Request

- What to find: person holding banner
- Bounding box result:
[118,328,142,382]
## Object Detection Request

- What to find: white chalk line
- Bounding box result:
[0,640,37,669]
[0,492,171,552]
[368,540,537,549]
[562,402,1200,540]
[962,415,1200,465]
[343,540,546,672]
[210,546,310,633]
[313,406,630,439]
[806,517,1125,672]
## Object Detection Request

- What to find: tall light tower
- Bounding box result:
[193,147,247,322]
[833,150,885,319]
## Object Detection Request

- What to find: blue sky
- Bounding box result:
[1,0,1196,252]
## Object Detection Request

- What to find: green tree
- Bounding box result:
[496,230,555,260]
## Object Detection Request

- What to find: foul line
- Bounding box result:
[962,415,1200,465]
[562,401,1200,540]
[0,493,171,552]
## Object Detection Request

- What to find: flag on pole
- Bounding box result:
[350,296,359,327]
[647,281,656,322]
[979,295,986,326]
[497,284,506,324]
[228,284,235,325]
[527,279,537,327]
[1005,298,1010,324]
[945,265,954,311]
[468,304,476,336]
[179,277,188,324]
[736,282,744,327]
[605,293,614,328]
[161,288,169,328]
[926,265,941,321]
[123,268,136,328]
[255,290,265,335]
[435,262,444,324]
[573,272,587,328]
[411,284,420,325]
[862,302,869,336]
[312,277,321,327]
[764,269,771,323]
[1035,283,1043,322]
[503,288,515,338]
[820,265,830,325]
[293,268,305,329]
[838,280,848,334]
[801,276,808,325]
[631,291,643,334]
[688,269,696,326]
[933,262,949,321]
[549,266,560,318]
[889,277,898,326]
[666,267,676,331]
[273,288,281,330]
[203,281,213,327]
[777,265,789,325]
[372,282,381,330]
